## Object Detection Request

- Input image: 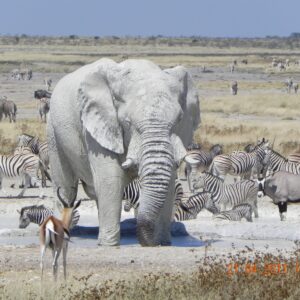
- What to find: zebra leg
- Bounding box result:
[17,174,31,197]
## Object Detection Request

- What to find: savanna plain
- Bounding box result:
[1,36,300,299]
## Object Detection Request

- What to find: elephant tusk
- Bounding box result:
[122,158,134,169]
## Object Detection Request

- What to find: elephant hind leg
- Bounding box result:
[47,122,79,209]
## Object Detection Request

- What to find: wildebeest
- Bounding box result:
[34,90,52,100]
[257,171,300,221]
[39,98,50,122]
[230,81,238,95]
[0,99,17,122]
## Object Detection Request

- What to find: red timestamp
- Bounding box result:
[226,262,294,276]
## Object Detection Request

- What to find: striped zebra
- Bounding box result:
[266,149,300,175]
[18,205,53,228]
[18,204,80,229]
[287,153,300,164]
[174,191,219,221]
[123,179,183,217]
[0,153,48,198]
[214,203,253,222]
[209,139,269,181]
[18,134,49,186]
[191,172,259,217]
[185,144,223,189]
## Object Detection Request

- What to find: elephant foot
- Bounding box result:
[98,225,120,246]
[160,240,172,246]
[97,238,120,247]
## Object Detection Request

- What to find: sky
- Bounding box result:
[0,0,299,38]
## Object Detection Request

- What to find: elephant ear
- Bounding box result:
[78,65,124,154]
[164,66,200,147]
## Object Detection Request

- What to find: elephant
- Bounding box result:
[47,58,200,246]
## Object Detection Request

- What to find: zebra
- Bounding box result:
[123,178,184,218]
[175,191,219,221]
[18,134,50,186]
[39,98,50,122]
[0,153,48,198]
[11,68,20,80]
[14,146,32,155]
[287,153,300,164]
[18,204,80,229]
[230,81,238,95]
[18,205,53,228]
[285,78,293,93]
[209,139,269,181]
[293,83,299,94]
[190,172,259,217]
[19,68,32,80]
[187,143,201,151]
[265,149,300,175]
[214,203,253,222]
[185,144,223,190]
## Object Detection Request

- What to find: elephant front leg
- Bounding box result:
[90,157,124,246]
[96,176,124,246]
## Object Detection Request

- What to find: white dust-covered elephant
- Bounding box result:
[47,58,200,246]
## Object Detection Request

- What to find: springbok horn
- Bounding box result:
[122,158,134,169]
[57,187,69,208]
[17,209,20,214]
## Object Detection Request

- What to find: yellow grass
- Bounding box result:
[0,119,46,155]
[201,93,300,119]
[194,114,300,155]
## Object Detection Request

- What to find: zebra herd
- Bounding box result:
[0,133,50,198]
[122,137,300,223]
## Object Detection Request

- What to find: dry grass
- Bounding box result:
[2,251,300,299]
[201,93,300,119]
[0,119,46,155]
[194,114,300,156]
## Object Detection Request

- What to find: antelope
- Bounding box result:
[40,187,81,280]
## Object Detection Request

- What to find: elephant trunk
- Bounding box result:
[136,124,174,246]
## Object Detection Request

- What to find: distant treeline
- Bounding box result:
[1,35,300,49]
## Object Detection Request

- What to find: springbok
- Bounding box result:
[40,187,81,280]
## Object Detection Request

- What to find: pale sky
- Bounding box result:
[0,0,299,37]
